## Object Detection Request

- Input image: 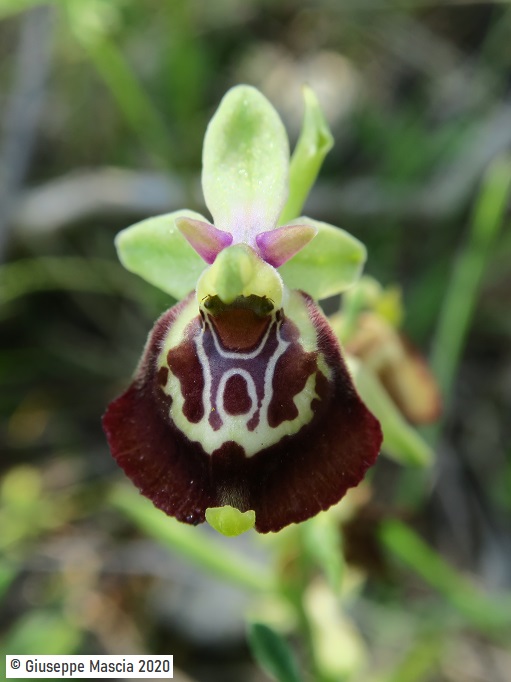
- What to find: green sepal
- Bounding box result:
[205,505,256,537]
[202,84,289,236]
[278,218,366,299]
[347,357,434,467]
[279,85,334,225]
[115,210,208,298]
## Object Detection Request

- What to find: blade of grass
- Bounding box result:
[381,519,511,634]
[110,486,275,592]
[64,0,174,169]
[0,256,151,307]
[430,155,511,404]
[382,633,444,682]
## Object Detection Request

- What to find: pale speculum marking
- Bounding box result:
[216,368,258,420]
[158,293,328,457]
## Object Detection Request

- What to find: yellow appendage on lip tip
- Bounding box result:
[206,505,256,536]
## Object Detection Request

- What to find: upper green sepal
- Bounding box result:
[278,218,367,300]
[206,505,256,537]
[115,210,208,299]
[202,84,289,239]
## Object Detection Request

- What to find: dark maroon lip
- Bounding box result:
[103,292,382,533]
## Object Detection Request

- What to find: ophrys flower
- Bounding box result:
[103,86,382,533]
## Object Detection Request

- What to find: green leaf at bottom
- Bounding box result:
[248,622,302,682]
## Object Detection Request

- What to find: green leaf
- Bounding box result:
[248,622,302,682]
[347,357,434,467]
[115,210,208,298]
[202,85,289,237]
[278,218,366,299]
[279,86,334,225]
[206,505,255,537]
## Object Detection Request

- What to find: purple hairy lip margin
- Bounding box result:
[103,292,382,533]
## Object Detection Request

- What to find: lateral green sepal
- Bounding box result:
[279,85,334,225]
[278,218,366,299]
[115,210,208,298]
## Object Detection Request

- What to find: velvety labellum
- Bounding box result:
[103,292,382,533]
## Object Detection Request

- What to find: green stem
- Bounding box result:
[279,527,334,682]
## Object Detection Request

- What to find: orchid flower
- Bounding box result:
[103,85,382,535]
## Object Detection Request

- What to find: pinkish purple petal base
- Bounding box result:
[176,217,233,264]
[256,224,317,267]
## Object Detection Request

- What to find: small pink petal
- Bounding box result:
[176,217,233,264]
[256,224,317,267]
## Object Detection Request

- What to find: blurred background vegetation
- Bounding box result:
[1,1,511,680]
